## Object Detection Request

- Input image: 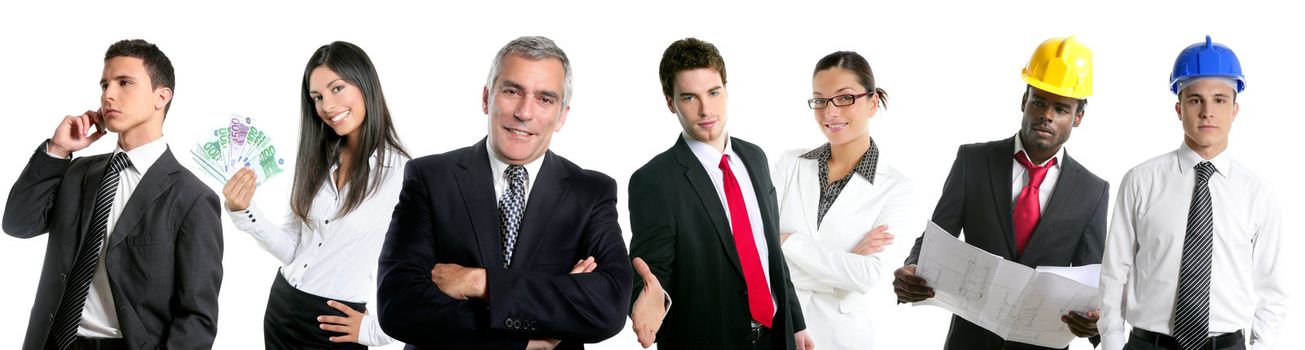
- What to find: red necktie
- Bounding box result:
[1013,151,1056,257]
[719,154,774,328]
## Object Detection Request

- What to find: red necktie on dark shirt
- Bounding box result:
[1013,151,1056,257]
[718,154,774,328]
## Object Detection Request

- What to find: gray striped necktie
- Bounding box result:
[498,165,527,268]
[50,152,131,350]
[1174,161,1215,350]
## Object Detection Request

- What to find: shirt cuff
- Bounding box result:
[226,202,263,232]
[357,313,395,347]
[44,140,70,159]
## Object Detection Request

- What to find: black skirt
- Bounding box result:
[264,271,368,350]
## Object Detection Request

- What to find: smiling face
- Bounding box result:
[1019,85,1083,155]
[667,68,728,149]
[308,66,367,139]
[1176,78,1239,156]
[812,67,877,147]
[100,56,169,134]
[483,54,569,165]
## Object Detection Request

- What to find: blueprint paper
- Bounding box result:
[914,221,1100,348]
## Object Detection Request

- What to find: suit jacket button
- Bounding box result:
[739,290,747,297]
[61,273,66,281]
[48,313,54,320]
[505,318,514,328]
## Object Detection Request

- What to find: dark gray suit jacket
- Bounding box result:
[905,136,1108,350]
[4,141,223,350]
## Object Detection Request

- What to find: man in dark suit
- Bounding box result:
[892,36,1107,350]
[627,37,812,350]
[376,36,631,350]
[3,39,223,350]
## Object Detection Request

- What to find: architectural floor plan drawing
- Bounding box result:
[915,222,1100,348]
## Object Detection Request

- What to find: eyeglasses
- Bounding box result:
[808,92,869,109]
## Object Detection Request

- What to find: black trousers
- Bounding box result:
[1124,328,1245,350]
[265,271,367,350]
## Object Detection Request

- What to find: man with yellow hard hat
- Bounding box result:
[891,36,1110,349]
[1099,35,1286,350]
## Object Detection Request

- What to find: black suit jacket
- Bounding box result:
[3,141,224,350]
[905,136,1109,350]
[377,139,631,350]
[628,136,806,349]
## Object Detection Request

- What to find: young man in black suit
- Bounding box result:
[627,37,813,350]
[4,39,224,350]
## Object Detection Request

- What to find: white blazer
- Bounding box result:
[772,147,925,349]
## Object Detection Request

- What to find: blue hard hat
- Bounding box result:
[1170,35,1244,94]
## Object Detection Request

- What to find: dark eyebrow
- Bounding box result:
[100,75,135,85]
[309,79,344,95]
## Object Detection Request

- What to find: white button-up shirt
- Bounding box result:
[229,149,406,346]
[1099,144,1287,350]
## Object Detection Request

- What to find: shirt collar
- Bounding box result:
[799,140,881,184]
[1013,134,1064,169]
[1177,143,1231,179]
[485,138,544,184]
[682,131,740,171]
[114,136,168,175]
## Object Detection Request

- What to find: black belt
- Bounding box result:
[1131,328,1244,349]
[69,337,127,350]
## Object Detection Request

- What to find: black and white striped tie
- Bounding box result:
[50,152,131,350]
[1174,161,1215,350]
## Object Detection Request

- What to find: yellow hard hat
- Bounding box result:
[1021,36,1093,99]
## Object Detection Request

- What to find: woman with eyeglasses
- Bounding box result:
[771,51,925,349]
[222,41,408,349]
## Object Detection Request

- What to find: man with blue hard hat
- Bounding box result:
[1098,35,1288,350]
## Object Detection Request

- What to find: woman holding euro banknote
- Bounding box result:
[221,41,410,350]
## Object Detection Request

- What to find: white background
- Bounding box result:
[0,1,1299,349]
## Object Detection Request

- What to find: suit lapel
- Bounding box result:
[108,148,180,250]
[453,139,505,269]
[512,152,570,269]
[987,137,1018,258]
[821,174,869,237]
[793,157,821,237]
[79,154,111,238]
[672,138,744,279]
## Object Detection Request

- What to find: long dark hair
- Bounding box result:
[292,41,409,223]
[814,51,888,109]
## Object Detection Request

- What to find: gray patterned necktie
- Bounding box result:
[1174,161,1215,350]
[51,152,131,350]
[498,165,527,268]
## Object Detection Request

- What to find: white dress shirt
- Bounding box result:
[1011,134,1064,212]
[486,139,544,209]
[229,149,406,347]
[45,136,169,338]
[1099,144,1287,350]
[681,132,777,316]
[773,147,924,350]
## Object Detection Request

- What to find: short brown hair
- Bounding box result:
[659,37,726,98]
[105,39,175,113]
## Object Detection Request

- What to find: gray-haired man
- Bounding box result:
[376,36,632,350]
